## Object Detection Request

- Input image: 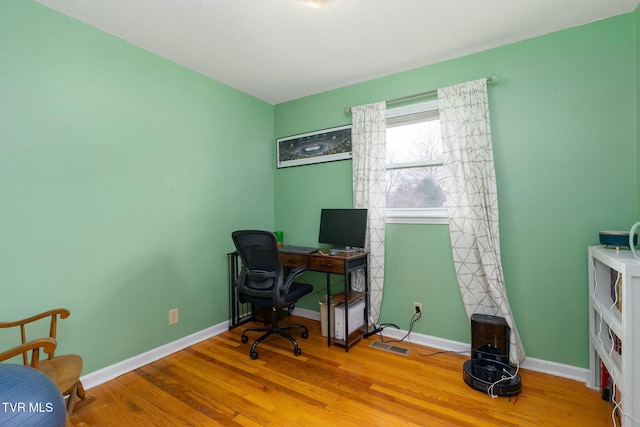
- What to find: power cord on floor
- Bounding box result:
[375,309,421,344]
[373,309,471,359]
[363,322,400,338]
[370,308,416,342]
[609,377,640,426]
[486,358,520,399]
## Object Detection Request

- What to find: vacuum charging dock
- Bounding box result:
[462,314,522,396]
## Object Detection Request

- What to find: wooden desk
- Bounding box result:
[280,250,369,351]
[228,249,369,350]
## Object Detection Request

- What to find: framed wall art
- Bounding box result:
[276,125,352,168]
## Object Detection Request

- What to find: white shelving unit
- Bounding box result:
[588,246,640,426]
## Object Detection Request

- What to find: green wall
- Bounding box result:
[0,1,274,372]
[275,15,637,367]
[0,0,636,375]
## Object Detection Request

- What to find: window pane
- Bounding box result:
[386,166,446,208]
[385,101,445,219]
[386,120,442,164]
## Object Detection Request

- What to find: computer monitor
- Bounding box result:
[318,208,367,252]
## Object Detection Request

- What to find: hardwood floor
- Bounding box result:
[70,316,613,426]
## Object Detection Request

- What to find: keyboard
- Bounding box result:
[278,245,317,254]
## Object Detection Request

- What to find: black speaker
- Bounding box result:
[470,313,510,365]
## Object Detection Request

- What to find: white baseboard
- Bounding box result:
[377,323,590,383]
[80,321,229,390]
[81,311,589,390]
[292,307,320,321]
[517,357,590,384]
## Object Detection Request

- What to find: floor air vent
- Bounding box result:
[369,341,410,356]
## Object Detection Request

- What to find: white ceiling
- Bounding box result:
[37,0,639,105]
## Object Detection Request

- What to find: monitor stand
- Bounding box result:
[334,246,361,254]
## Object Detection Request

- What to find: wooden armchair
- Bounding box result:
[0,308,95,415]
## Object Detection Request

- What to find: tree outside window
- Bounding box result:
[386,100,447,224]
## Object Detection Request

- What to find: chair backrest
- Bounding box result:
[232,230,284,302]
[0,308,70,365]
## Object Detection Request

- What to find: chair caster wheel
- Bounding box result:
[250,351,259,360]
[241,335,248,343]
[294,348,302,356]
[301,330,308,339]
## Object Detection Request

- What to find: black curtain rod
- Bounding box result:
[344,74,499,114]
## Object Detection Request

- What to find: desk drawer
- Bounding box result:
[310,256,344,274]
[280,254,308,268]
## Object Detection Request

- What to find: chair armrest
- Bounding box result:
[0,308,70,329]
[282,265,309,293]
[0,338,57,368]
[288,265,309,278]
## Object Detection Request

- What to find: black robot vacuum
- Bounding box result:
[462,314,522,396]
[463,358,521,395]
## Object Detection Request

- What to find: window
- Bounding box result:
[386,100,447,224]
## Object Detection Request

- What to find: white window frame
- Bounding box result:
[385,100,448,225]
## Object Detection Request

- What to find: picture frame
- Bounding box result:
[276,125,352,168]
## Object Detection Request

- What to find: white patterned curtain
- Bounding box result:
[438,79,525,363]
[351,102,386,325]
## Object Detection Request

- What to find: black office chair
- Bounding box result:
[232,230,313,359]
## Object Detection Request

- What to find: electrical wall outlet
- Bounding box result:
[169,308,179,325]
[413,302,422,315]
